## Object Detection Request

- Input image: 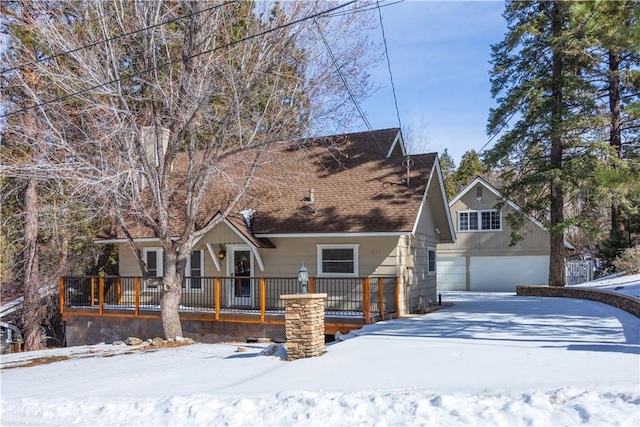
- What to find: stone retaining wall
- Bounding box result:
[516,286,640,318]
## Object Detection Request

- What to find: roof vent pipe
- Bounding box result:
[310,189,315,204]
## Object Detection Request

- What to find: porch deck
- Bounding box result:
[59,276,400,339]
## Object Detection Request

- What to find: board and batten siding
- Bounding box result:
[408,173,441,312]
[438,189,550,257]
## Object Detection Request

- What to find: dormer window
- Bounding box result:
[458,210,501,232]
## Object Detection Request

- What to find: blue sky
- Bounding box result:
[351,1,508,164]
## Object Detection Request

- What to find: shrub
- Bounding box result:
[612,245,640,274]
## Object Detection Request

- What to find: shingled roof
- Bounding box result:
[100,128,440,240]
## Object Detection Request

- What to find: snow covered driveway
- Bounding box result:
[1,292,639,426]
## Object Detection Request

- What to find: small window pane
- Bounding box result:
[491,212,501,229]
[469,213,478,230]
[189,250,202,289]
[146,250,158,277]
[428,249,436,273]
[459,212,469,231]
[481,211,491,230]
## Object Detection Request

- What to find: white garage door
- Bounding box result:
[437,257,466,291]
[470,256,549,292]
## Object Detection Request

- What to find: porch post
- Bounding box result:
[90,277,95,306]
[363,278,371,324]
[59,277,65,315]
[378,277,384,320]
[134,277,140,316]
[260,278,266,322]
[215,277,220,320]
[309,277,315,294]
[98,276,104,315]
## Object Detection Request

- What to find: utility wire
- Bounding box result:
[2,0,358,119]
[1,0,237,75]
[376,0,402,131]
[314,17,408,181]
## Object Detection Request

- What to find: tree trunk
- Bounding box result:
[23,177,45,350]
[160,249,185,339]
[549,0,565,287]
[609,50,622,234]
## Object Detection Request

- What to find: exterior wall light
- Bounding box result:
[218,245,226,261]
[297,262,309,294]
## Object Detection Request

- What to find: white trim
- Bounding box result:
[255,232,406,238]
[205,243,222,272]
[427,247,437,275]
[184,249,204,292]
[215,214,265,272]
[227,245,255,306]
[142,247,163,277]
[411,156,456,241]
[457,209,502,232]
[450,177,542,227]
[386,129,406,158]
[95,237,161,244]
[449,177,574,249]
[316,244,359,277]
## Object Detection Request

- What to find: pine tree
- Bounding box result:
[439,149,456,199]
[486,1,600,286]
[451,150,484,195]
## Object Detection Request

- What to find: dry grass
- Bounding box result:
[1,340,193,371]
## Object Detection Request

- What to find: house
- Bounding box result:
[60,128,455,344]
[104,128,454,311]
[437,176,570,292]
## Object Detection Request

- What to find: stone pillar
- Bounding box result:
[280,293,327,361]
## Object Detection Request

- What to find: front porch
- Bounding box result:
[60,276,400,344]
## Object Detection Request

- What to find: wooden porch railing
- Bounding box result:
[59,276,400,324]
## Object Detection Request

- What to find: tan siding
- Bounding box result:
[408,174,441,312]
[259,236,400,277]
[439,186,550,257]
[118,234,401,278]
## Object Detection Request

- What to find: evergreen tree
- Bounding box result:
[486,1,599,286]
[451,150,484,194]
[439,149,456,199]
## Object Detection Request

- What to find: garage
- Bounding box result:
[469,256,549,291]
[436,257,466,291]
[438,255,550,292]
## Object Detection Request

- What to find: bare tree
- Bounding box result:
[2,1,377,338]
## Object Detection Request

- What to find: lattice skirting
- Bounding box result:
[64,316,286,346]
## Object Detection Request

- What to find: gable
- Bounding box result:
[439,177,551,254]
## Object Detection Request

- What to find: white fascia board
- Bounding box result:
[386,129,406,158]
[254,232,407,238]
[411,157,456,241]
[450,177,567,242]
[205,243,222,272]
[94,237,161,244]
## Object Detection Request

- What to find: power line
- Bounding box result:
[376,0,402,131]
[1,1,237,75]
[1,0,358,119]
[313,17,408,181]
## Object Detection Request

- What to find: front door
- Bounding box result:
[229,246,253,307]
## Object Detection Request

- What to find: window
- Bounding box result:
[427,248,436,275]
[317,244,359,276]
[143,247,163,277]
[458,210,501,232]
[184,250,203,291]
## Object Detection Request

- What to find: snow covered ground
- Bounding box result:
[1,279,639,426]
